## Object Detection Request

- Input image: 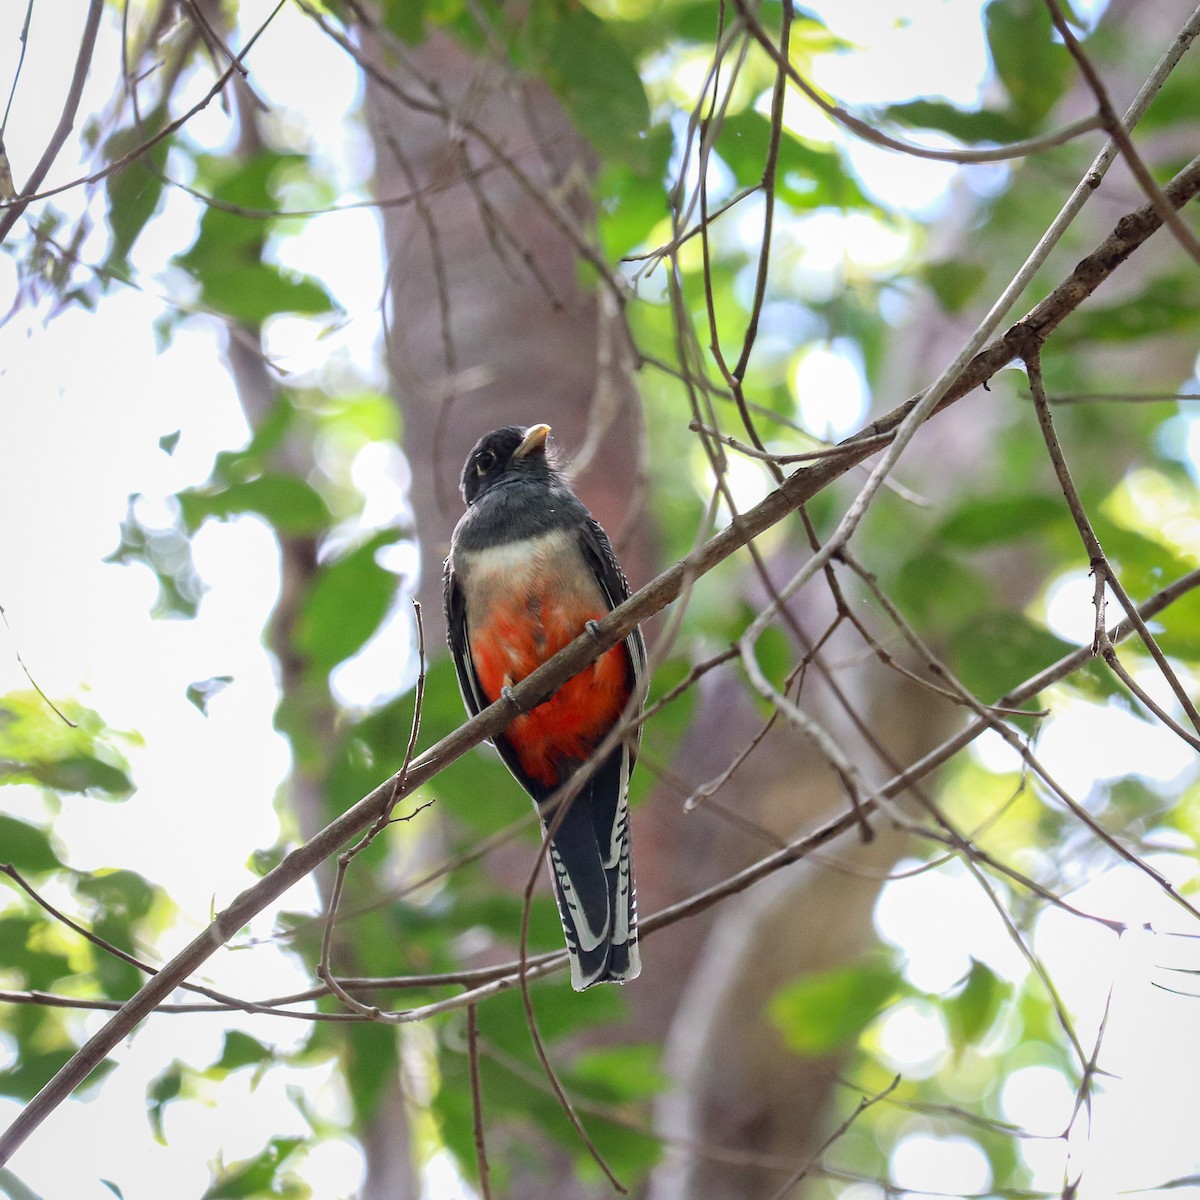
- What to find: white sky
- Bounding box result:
[2,2,1199,1198]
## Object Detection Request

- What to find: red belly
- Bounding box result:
[470,592,631,787]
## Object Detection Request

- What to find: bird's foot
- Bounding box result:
[501,683,524,713]
[584,619,604,642]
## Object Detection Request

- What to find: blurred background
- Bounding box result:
[2,1,1200,1197]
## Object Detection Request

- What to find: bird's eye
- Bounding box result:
[475,450,496,474]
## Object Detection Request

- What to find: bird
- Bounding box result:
[443,423,645,990]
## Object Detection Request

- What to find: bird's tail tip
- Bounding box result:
[569,940,642,991]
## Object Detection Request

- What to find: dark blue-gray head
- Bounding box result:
[460,423,554,506]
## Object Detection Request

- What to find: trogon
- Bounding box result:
[443,423,645,989]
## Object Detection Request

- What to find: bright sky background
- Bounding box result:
[1,1,1199,1198]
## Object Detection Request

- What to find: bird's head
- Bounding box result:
[460,423,553,506]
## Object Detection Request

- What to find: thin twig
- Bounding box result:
[766,1075,901,1200]
[734,0,1105,165]
[0,865,347,1020]
[3,555,1194,1027]
[0,604,75,727]
[0,0,35,138]
[5,155,1200,1159]
[1044,0,1200,267]
[0,1,288,241]
[0,0,103,243]
[1060,984,1115,1196]
[318,603,429,1016]
[1026,349,1200,741]
[466,1004,493,1200]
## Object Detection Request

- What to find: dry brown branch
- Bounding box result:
[1044,0,1200,266]
[0,1,288,239]
[5,106,1200,1175]
[733,0,1108,165]
[466,1004,493,1200]
[0,0,103,244]
[1026,349,1200,740]
[1060,985,1116,1195]
[317,603,429,1016]
[3,555,1194,1029]
[766,1075,900,1200]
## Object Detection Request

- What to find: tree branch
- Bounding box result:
[4,136,1200,1173]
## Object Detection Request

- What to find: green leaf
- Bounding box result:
[717,111,869,210]
[104,108,169,267]
[0,695,135,798]
[210,1031,274,1075]
[943,959,1011,1056]
[147,1062,184,1144]
[885,99,1027,145]
[951,612,1075,702]
[23,755,133,795]
[938,494,1065,548]
[174,152,337,325]
[923,260,988,315]
[769,957,903,1056]
[177,474,330,535]
[1140,56,1200,132]
[106,496,207,619]
[985,0,1072,130]
[201,1137,306,1200]
[599,124,673,258]
[74,870,158,999]
[1065,273,1200,344]
[0,1046,115,1102]
[0,816,60,873]
[891,550,991,632]
[568,1044,665,1104]
[294,530,403,672]
[343,1022,398,1127]
[538,8,649,160]
[75,869,157,922]
[572,1107,661,1186]
[745,624,792,702]
[186,676,234,715]
[381,0,427,43]
[249,844,286,877]
[0,918,72,990]
[189,262,337,325]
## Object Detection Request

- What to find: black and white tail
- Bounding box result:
[540,744,640,990]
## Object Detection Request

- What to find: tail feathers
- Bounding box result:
[540,756,640,991]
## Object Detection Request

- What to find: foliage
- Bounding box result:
[3,0,1200,1197]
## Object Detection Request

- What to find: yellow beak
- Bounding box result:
[513,423,551,458]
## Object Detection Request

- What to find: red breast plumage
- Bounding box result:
[443,424,645,990]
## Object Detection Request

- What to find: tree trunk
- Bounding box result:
[365,2,1200,1195]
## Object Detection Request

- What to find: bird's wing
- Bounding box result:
[443,556,489,719]
[443,553,550,798]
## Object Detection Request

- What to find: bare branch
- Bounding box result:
[734,0,1107,165]
[0,0,103,244]
[0,1,288,241]
[766,1075,900,1200]
[1044,0,1200,267]
[5,118,1200,1173]
[466,1005,493,1200]
[1026,349,1200,741]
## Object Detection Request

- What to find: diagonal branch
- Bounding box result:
[1044,0,1200,267]
[1025,349,1200,741]
[4,563,1200,1027]
[4,142,1200,1173]
[0,0,103,244]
